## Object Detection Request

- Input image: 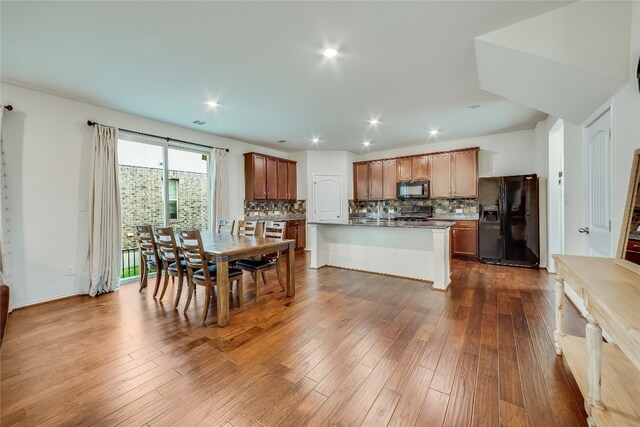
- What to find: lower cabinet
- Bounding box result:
[625,239,640,264]
[448,220,478,259]
[285,220,306,251]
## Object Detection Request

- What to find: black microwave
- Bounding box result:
[397,180,430,199]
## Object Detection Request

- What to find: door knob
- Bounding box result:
[578,227,590,234]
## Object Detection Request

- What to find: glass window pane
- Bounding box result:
[118,138,164,279]
[167,147,209,232]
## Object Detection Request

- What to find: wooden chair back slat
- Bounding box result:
[155,227,180,263]
[217,219,235,235]
[264,221,286,239]
[135,225,158,259]
[238,220,258,237]
[178,230,213,283]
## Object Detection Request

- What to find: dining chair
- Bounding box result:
[179,230,244,323]
[217,219,235,235]
[155,227,188,308]
[237,220,258,237]
[135,225,162,295]
[235,221,286,300]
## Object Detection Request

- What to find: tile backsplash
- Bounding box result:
[349,198,479,217]
[244,200,306,217]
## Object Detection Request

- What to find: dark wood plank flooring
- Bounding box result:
[1,253,588,426]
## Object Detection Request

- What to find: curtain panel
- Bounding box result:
[210,148,230,231]
[86,124,122,296]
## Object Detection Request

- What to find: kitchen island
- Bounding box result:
[308,220,453,290]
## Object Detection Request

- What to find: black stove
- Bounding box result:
[393,205,433,222]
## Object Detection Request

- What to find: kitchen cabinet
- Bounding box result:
[430,149,479,198]
[244,153,297,201]
[354,160,396,201]
[277,159,288,200]
[352,147,478,200]
[382,159,397,200]
[266,157,278,200]
[369,161,383,200]
[397,157,413,181]
[287,162,297,201]
[412,156,429,180]
[285,219,306,251]
[451,150,478,197]
[276,160,297,200]
[396,156,429,181]
[442,220,478,259]
[430,153,452,198]
[354,162,369,200]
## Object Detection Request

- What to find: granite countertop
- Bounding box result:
[430,214,479,221]
[245,214,306,221]
[309,219,453,229]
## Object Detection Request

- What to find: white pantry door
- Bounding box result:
[583,108,612,257]
[313,175,342,222]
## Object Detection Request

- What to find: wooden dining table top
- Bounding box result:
[192,231,294,258]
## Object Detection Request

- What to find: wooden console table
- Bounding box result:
[553,255,640,427]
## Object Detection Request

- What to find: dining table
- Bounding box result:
[198,231,296,327]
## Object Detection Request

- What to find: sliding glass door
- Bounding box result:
[117,134,210,281]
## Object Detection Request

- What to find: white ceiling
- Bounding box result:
[0,1,567,152]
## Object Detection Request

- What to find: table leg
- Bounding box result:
[216,260,230,327]
[586,314,605,420]
[286,242,295,297]
[554,276,564,356]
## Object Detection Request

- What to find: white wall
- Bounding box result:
[0,83,288,308]
[355,129,539,178]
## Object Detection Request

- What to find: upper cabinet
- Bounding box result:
[244,153,297,201]
[353,147,479,200]
[354,159,398,201]
[430,149,479,198]
[451,149,478,198]
[397,156,429,181]
[430,153,452,198]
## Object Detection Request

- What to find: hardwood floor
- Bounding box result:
[1,253,588,426]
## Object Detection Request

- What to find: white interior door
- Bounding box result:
[584,108,612,257]
[313,174,342,222]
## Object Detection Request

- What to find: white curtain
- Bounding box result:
[209,148,230,231]
[86,124,122,296]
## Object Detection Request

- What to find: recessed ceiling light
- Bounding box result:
[429,129,440,136]
[469,104,482,109]
[207,100,219,108]
[368,118,380,125]
[323,48,338,58]
[311,137,320,144]
[362,140,371,147]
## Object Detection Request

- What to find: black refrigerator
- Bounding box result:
[479,174,539,268]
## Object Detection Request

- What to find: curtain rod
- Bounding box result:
[86,120,229,152]
[3,105,13,111]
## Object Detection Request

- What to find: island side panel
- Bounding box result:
[310,224,451,288]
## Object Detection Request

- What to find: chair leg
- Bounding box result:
[202,285,212,324]
[184,282,195,313]
[159,273,170,300]
[237,275,244,308]
[153,265,163,297]
[275,263,285,290]
[261,271,268,287]
[138,260,147,292]
[255,272,260,301]
[174,274,184,309]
